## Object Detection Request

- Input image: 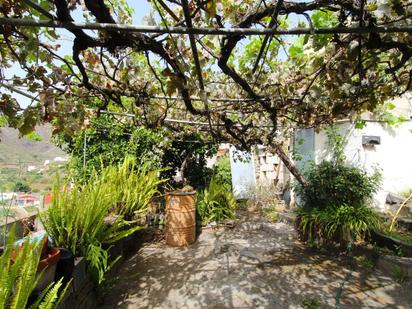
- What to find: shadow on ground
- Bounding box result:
[102,213,412,309]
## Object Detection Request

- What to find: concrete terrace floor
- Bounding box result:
[102,214,412,309]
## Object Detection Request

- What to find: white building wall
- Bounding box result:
[313,120,412,209]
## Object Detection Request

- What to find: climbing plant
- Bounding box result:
[1,0,412,185]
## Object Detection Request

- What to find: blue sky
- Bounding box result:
[5,2,300,108]
[4,1,152,108]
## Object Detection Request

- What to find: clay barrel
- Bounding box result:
[165,191,196,246]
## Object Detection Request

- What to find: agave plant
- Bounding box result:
[197,179,237,225]
[0,226,69,309]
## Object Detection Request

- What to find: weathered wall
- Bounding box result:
[313,119,412,209]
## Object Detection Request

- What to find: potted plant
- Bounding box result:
[54,247,75,285]
[1,227,68,309]
[12,236,61,291]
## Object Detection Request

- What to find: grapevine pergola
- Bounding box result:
[1,0,411,184]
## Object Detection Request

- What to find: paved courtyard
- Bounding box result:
[103,215,412,308]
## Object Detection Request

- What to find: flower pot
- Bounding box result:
[54,248,74,285]
[10,237,61,292]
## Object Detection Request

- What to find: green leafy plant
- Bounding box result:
[297,204,380,247]
[302,297,320,309]
[196,179,237,225]
[296,127,381,248]
[354,255,374,270]
[0,227,69,309]
[262,204,278,222]
[212,156,232,191]
[103,158,166,220]
[392,266,409,283]
[399,188,412,199]
[295,160,381,211]
[55,115,167,181]
[40,157,162,284]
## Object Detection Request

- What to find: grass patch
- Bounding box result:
[392,266,409,283]
[302,297,320,309]
[262,205,278,222]
[384,230,412,244]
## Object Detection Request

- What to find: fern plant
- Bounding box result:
[40,157,164,284]
[0,226,69,309]
[103,158,165,220]
[196,179,237,225]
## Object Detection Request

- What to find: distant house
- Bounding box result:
[43,192,53,208]
[0,192,16,202]
[15,193,40,207]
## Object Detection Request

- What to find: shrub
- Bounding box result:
[103,158,165,220]
[212,156,232,191]
[196,179,237,225]
[295,126,381,248]
[295,160,381,211]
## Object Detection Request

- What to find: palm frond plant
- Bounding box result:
[196,179,237,225]
[0,226,69,309]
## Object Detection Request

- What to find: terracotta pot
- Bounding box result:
[10,236,61,292]
[38,247,61,272]
[36,247,61,291]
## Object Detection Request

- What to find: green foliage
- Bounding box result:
[392,266,409,283]
[296,127,381,211]
[196,179,237,225]
[310,10,339,49]
[25,132,43,142]
[212,156,232,191]
[13,181,31,193]
[384,230,412,244]
[302,297,320,309]
[262,204,278,222]
[55,115,167,180]
[0,227,67,309]
[297,204,380,245]
[296,128,381,247]
[161,134,217,189]
[40,157,162,284]
[296,160,381,211]
[374,102,408,127]
[56,116,216,189]
[399,188,412,199]
[103,157,166,220]
[354,255,374,270]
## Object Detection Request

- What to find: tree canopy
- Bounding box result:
[0,0,411,183]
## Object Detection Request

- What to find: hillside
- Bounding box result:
[0,126,66,166]
[0,126,68,192]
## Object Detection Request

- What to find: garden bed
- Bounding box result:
[372,229,412,257]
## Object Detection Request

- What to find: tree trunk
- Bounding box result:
[273,144,307,187]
